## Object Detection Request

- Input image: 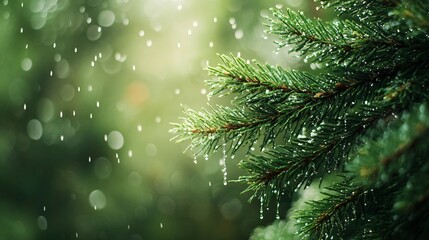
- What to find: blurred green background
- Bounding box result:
[0,0,316,239]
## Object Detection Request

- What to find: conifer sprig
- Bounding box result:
[172,0,429,238]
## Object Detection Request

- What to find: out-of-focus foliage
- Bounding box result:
[0,0,316,239]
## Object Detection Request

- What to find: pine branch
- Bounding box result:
[267,8,429,73]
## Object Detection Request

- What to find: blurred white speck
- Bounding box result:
[89,113,93,119]
[128,150,133,158]
[235,29,243,39]
[174,89,180,95]
[107,130,124,150]
[53,42,56,48]
[60,135,64,141]
[160,223,163,228]
[146,40,152,47]
[98,10,115,27]
[23,103,27,110]
[88,85,93,92]
[209,41,214,48]
[37,216,48,231]
[89,189,107,210]
[137,125,142,132]
[20,27,23,33]
[104,134,108,142]
[59,111,63,118]
[177,42,181,48]
[132,65,136,71]
[91,61,95,67]
[177,4,182,10]
[187,29,192,35]
[229,17,235,25]
[74,47,78,53]
[213,17,217,23]
[73,110,76,116]
[155,116,161,123]
[21,58,32,71]
[27,119,43,140]
[89,156,92,162]
[139,30,145,37]
[200,88,207,95]
[96,101,100,108]
[192,21,198,27]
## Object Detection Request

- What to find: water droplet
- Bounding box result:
[139,30,145,37]
[209,41,214,48]
[37,216,48,231]
[137,125,143,132]
[60,135,64,141]
[107,131,124,150]
[208,181,211,186]
[89,113,93,119]
[74,47,78,53]
[187,29,192,35]
[89,189,107,210]
[235,29,243,39]
[213,17,217,23]
[146,40,152,47]
[23,103,27,110]
[89,156,92,162]
[128,150,133,158]
[98,10,115,27]
[27,119,43,140]
[96,101,100,108]
[21,58,32,71]
[160,222,163,228]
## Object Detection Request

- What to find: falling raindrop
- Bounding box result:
[276,202,280,219]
